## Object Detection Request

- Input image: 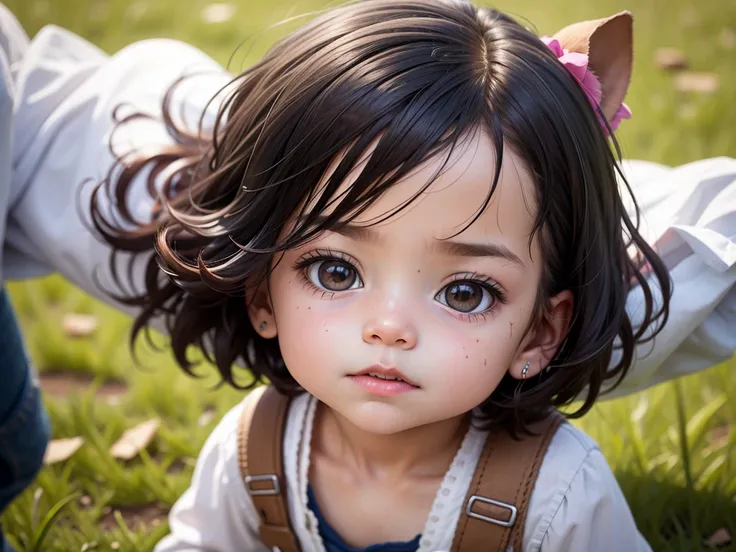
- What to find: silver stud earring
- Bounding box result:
[259,321,267,330]
[521,361,530,379]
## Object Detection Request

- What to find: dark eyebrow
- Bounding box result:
[331,223,382,244]
[306,216,383,244]
[434,240,525,266]
[306,216,523,266]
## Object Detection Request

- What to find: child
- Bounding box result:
[1,1,734,551]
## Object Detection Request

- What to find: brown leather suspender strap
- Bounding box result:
[236,385,301,552]
[451,413,565,552]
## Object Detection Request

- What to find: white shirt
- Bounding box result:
[155,392,652,552]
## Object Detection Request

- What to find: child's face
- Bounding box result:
[255,132,556,435]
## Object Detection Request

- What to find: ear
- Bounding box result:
[512,290,574,379]
[247,281,278,339]
[553,11,633,123]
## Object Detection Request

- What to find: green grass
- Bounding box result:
[2,0,736,550]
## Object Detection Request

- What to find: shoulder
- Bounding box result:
[191,388,283,496]
[197,395,248,481]
[523,422,651,552]
[204,386,284,466]
[201,387,310,497]
[524,421,601,539]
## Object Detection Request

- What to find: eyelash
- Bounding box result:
[293,251,507,321]
[293,248,362,298]
[443,272,508,322]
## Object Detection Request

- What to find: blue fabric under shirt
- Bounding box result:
[307,484,421,552]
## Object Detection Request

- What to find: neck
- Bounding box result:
[315,402,469,481]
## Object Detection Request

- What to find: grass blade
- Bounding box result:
[30,493,79,552]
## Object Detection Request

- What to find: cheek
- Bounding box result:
[268,273,357,380]
[424,317,519,402]
[277,304,348,354]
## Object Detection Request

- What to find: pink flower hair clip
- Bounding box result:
[542,36,631,135]
[540,11,634,136]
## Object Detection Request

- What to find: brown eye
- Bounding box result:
[307,260,361,292]
[436,281,493,314]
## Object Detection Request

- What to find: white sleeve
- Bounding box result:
[608,157,736,397]
[5,26,231,308]
[524,426,651,552]
[534,449,651,552]
[154,401,268,552]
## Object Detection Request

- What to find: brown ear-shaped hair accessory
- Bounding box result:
[553,11,633,124]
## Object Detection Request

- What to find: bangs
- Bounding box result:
[276,125,498,250]
[217,5,495,257]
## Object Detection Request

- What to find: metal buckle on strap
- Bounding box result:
[244,474,281,496]
[466,495,518,527]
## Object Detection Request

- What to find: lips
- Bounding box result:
[353,364,419,388]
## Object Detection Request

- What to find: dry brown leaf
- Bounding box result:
[674,72,720,94]
[200,3,235,24]
[62,314,99,338]
[44,436,84,465]
[110,419,160,460]
[705,527,732,548]
[655,48,688,70]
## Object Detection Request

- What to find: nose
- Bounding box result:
[362,318,417,350]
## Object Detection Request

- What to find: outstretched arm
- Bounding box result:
[4,23,229,323]
[607,157,736,398]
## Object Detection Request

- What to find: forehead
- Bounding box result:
[315,130,541,263]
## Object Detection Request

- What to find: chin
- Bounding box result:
[342,401,424,435]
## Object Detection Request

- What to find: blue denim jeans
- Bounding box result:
[0,289,50,551]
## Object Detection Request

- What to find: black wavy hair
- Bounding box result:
[91,0,671,434]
